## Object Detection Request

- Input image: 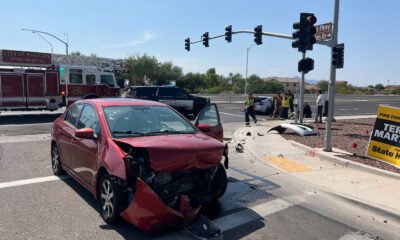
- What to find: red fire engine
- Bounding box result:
[0,49,121,111]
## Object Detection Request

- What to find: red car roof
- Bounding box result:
[77,98,166,107]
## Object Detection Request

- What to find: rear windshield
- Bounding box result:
[103,106,196,138]
[134,87,157,97]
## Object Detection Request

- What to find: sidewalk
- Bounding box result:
[229,117,400,216]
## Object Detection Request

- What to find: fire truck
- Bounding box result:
[0,49,121,111]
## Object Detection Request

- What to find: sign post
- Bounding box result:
[315,23,333,42]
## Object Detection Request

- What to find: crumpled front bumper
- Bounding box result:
[120,178,201,232]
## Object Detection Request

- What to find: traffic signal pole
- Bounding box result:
[299,52,306,123]
[324,0,340,152]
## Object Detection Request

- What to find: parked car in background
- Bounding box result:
[254,96,273,115]
[126,86,209,117]
[51,98,228,234]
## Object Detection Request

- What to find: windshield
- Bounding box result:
[103,106,196,138]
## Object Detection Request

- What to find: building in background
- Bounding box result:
[264,77,299,92]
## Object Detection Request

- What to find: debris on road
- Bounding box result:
[268,123,319,136]
[235,143,244,153]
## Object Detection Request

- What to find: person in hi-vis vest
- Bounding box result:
[244,93,257,126]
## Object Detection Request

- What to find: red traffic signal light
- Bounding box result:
[292,13,317,52]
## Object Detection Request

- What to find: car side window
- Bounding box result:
[65,104,84,127]
[176,89,189,99]
[77,105,99,130]
[158,88,177,97]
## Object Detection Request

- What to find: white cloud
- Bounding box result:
[101,31,155,49]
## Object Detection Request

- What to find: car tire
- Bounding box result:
[98,174,127,224]
[212,164,228,199]
[51,144,64,175]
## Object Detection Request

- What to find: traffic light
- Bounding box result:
[298,58,314,73]
[225,25,232,43]
[185,38,190,51]
[202,32,209,47]
[292,13,317,52]
[59,66,65,79]
[332,43,344,68]
[254,25,262,45]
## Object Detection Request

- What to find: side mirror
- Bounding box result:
[197,123,212,132]
[75,128,95,139]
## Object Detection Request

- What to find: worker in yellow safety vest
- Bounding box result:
[244,93,257,126]
[280,92,290,119]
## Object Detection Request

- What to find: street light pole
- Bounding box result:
[21,28,69,106]
[245,43,255,95]
[35,33,53,54]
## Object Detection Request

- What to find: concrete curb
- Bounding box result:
[289,140,400,180]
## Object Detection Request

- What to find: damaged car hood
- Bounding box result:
[115,133,225,172]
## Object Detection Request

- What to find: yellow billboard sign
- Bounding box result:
[367,105,400,167]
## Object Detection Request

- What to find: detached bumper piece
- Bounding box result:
[268,123,319,136]
[185,215,222,240]
[120,178,201,232]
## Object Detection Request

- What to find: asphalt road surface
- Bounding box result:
[207,94,400,123]
[0,98,399,239]
[1,112,398,239]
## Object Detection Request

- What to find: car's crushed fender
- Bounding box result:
[120,178,201,232]
[98,139,127,180]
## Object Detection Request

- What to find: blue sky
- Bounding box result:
[1,0,399,86]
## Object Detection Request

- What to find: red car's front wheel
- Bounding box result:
[98,174,127,224]
[51,144,64,176]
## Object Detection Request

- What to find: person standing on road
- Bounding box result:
[280,92,290,120]
[244,93,257,126]
[315,90,325,123]
[288,90,294,113]
[272,92,282,119]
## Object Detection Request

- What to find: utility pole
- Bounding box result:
[324,0,340,152]
[245,43,255,95]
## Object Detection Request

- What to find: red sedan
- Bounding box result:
[51,98,228,233]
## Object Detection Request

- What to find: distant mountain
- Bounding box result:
[306,79,319,84]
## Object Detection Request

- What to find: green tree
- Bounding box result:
[247,74,265,93]
[157,62,183,85]
[316,80,329,92]
[124,54,159,85]
[70,51,82,56]
[177,72,206,93]
[205,68,219,88]
[375,83,385,91]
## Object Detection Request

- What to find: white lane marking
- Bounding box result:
[0,175,70,189]
[219,111,244,117]
[339,232,374,240]
[338,108,360,111]
[213,198,293,231]
[0,134,51,144]
[157,198,294,239]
